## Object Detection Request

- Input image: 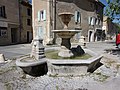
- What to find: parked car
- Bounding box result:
[116,33,120,48]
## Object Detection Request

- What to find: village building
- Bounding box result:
[0,0,32,45]
[0,0,20,45]
[32,0,105,45]
[20,0,33,43]
[103,16,120,40]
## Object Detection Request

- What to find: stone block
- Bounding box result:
[0,54,5,63]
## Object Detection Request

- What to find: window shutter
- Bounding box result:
[91,17,95,25]
[78,12,81,23]
[96,18,99,25]
[75,11,78,22]
[38,11,41,21]
[88,17,91,25]
[43,10,46,21]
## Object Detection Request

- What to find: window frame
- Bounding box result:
[27,19,31,26]
[27,8,31,16]
[0,27,7,37]
[0,6,6,18]
[38,10,46,22]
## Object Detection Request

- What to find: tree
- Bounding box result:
[105,0,120,24]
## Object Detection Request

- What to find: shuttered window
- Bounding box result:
[75,11,81,23]
[88,17,92,25]
[38,11,41,21]
[91,17,95,25]
[88,16,96,25]
[38,10,46,22]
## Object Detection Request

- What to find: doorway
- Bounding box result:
[27,31,30,42]
[88,30,94,42]
[11,28,17,43]
[27,31,32,43]
[96,29,102,41]
[89,31,92,42]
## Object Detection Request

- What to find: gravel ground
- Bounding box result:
[0,52,120,90]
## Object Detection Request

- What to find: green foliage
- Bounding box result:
[105,0,120,23]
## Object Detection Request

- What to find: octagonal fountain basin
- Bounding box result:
[46,48,103,76]
[16,56,47,77]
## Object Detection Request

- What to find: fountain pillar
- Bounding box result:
[31,36,45,60]
[61,38,71,49]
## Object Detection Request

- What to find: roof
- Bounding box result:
[88,0,105,7]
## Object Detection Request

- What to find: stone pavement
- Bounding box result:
[0,41,120,90]
[0,44,31,59]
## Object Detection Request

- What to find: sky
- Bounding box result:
[100,0,107,6]
[100,0,108,14]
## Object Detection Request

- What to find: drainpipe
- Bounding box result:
[18,0,22,43]
[53,0,56,44]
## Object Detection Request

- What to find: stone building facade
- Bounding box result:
[0,0,20,45]
[0,0,32,45]
[20,1,33,43]
[103,16,120,40]
[32,0,104,45]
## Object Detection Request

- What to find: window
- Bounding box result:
[75,11,81,24]
[0,6,6,18]
[0,28,7,37]
[38,10,46,21]
[88,17,92,25]
[27,19,31,26]
[88,16,95,25]
[27,8,31,16]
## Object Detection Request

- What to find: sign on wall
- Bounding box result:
[0,21,8,27]
[0,29,7,37]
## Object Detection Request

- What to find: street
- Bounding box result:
[0,44,31,59]
[0,40,117,59]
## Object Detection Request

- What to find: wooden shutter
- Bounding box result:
[78,12,81,23]
[91,17,95,25]
[38,11,41,21]
[43,10,46,21]
[75,11,78,23]
[88,17,91,25]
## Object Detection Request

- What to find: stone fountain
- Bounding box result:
[53,12,80,58]
[16,12,103,77]
[47,12,103,76]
